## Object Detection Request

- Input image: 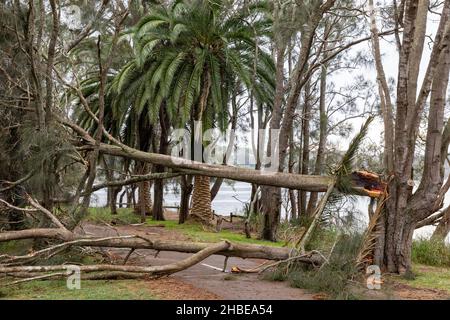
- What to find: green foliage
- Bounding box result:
[266,232,363,299]
[75,0,276,145]
[395,264,450,294]
[333,116,374,194]
[84,207,282,246]
[412,238,450,267]
[145,219,284,247]
[305,226,340,252]
[86,207,141,225]
[0,240,32,256]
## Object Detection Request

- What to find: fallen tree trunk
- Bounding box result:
[0,237,324,285]
[66,117,385,195]
[0,228,71,242]
[0,227,322,263]
[94,143,334,192]
[0,241,231,277]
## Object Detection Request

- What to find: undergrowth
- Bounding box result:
[412,238,450,267]
[264,231,363,300]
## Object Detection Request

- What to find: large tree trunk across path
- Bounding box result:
[0,226,324,267]
[94,143,334,192]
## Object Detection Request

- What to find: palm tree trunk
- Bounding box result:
[137,163,152,222]
[190,175,213,223]
[188,69,213,224]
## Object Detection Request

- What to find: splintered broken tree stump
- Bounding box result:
[348,170,387,198]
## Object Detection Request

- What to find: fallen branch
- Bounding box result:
[0,227,324,263]
[90,172,181,193]
[26,194,68,231]
[0,235,138,265]
[296,184,335,252]
[0,241,232,283]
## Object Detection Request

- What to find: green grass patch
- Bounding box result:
[412,238,450,267]
[84,207,282,246]
[86,207,141,225]
[395,264,450,294]
[145,219,284,247]
[0,239,33,255]
[0,279,158,300]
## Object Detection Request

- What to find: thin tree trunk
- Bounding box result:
[299,79,311,217]
[260,39,286,241]
[179,175,193,224]
[152,104,170,221]
[110,187,119,215]
[307,49,328,216]
[432,207,450,240]
[288,121,297,221]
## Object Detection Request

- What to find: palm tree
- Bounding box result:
[77,0,275,223]
[124,0,275,223]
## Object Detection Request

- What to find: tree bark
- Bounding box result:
[306,48,328,216]
[432,207,450,240]
[179,175,193,224]
[0,228,323,263]
[299,78,312,217]
[189,68,213,223]
[152,104,170,221]
[0,241,232,278]
[190,175,213,223]
[94,143,333,190]
[372,0,450,273]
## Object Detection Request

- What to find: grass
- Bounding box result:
[394,264,450,294]
[0,239,32,255]
[412,238,450,267]
[145,219,284,247]
[0,279,157,300]
[87,206,283,246]
[86,207,142,224]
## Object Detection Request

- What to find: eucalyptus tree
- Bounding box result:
[369,0,450,273]
[258,0,373,241]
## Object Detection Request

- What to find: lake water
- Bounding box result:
[92,180,447,242]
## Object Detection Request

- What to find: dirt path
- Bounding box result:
[79,222,315,300]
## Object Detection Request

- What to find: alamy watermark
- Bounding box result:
[366,265,382,290]
[66,265,81,290]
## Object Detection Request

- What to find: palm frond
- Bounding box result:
[334,116,374,194]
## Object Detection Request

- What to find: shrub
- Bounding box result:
[265,232,363,299]
[86,207,141,224]
[412,238,450,267]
